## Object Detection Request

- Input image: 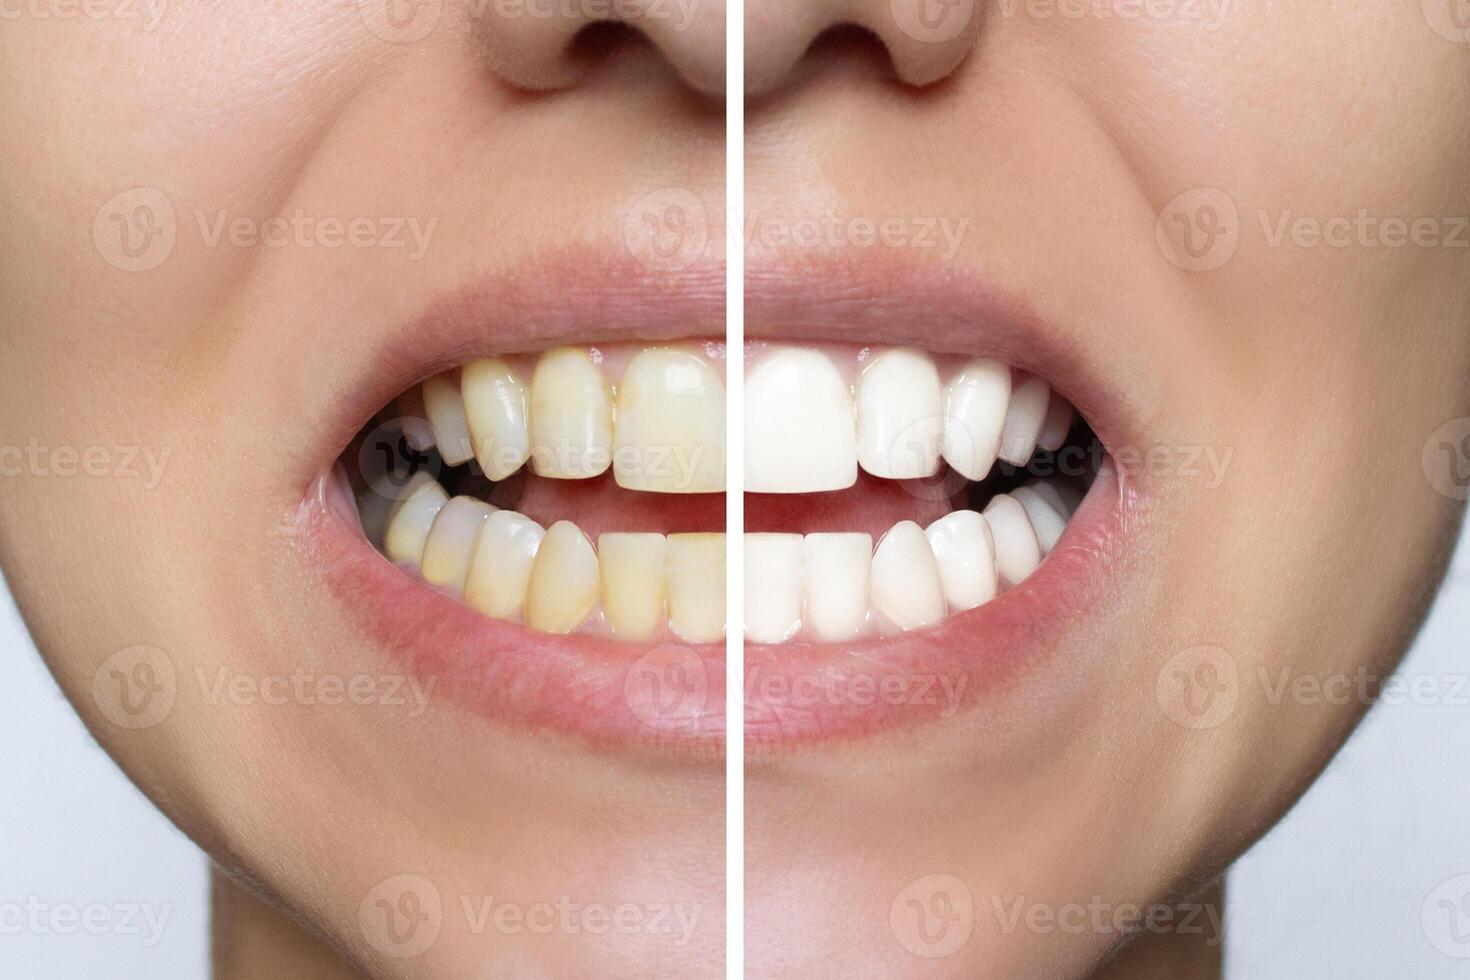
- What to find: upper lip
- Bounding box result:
[293,248,1144,752]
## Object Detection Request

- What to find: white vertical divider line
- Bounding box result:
[725,0,745,974]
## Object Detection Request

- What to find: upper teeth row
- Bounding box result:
[398,345,1074,493]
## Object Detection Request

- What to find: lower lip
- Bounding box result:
[299,460,1132,752]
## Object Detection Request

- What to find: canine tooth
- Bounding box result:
[870,521,947,632]
[383,473,449,567]
[598,533,668,641]
[524,520,600,634]
[421,496,497,597]
[1012,486,1068,553]
[395,387,436,452]
[529,348,613,479]
[667,533,725,643]
[998,374,1050,467]
[984,493,1042,587]
[462,358,531,481]
[943,358,1011,480]
[857,349,943,479]
[924,511,998,612]
[1036,393,1074,453]
[422,373,475,465]
[464,510,546,621]
[746,348,857,493]
[803,533,872,642]
[744,534,804,644]
[614,349,725,494]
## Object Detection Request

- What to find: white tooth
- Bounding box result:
[395,387,436,452]
[744,534,804,644]
[942,358,1011,481]
[856,349,943,479]
[383,473,449,567]
[1027,480,1070,516]
[997,374,1050,467]
[802,533,872,642]
[924,511,998,612]
[667,533,726,643]
[745,348,857,493]
[614,349,725,494]
[870,521,947,632]
[984,493,1042,587]
[1012,486,1068,554]
[598,533,668,642]
[1036,392,1075,453]
[529,348,614,480]
[420,496,497,598]
[524,520,600,634]
[422,373,475,465]
[464,510,546,621]
[462,358,531,481]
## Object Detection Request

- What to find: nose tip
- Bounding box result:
[477,0,727,97]
[746,0,980,98]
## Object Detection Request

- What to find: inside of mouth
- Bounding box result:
[338,342,1102,647]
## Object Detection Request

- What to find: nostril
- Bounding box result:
[565,21,647,77]
[803,24,905,84]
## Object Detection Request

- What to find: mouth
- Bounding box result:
[299,261,1137,752]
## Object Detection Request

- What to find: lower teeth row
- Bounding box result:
[362,473,1078,645]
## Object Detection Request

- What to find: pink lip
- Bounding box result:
[295,252,1145,752]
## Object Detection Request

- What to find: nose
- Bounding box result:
[745,0,980,97]
[477,0,726,97]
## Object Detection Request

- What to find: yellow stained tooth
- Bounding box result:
[529,348,613,479]
[462,358,532,481]
[524,520,600,634]
[383,473,449,567]
[667,533,726,644]
[465,511,546,621]
[613,349,726,494]
[422,373,475,465]
[421,497,496,598]
[598,533,669,641]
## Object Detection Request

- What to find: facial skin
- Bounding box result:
[745,1,1468,978]
[0,3,724,978]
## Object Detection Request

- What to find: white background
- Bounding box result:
[0,526,1466,978]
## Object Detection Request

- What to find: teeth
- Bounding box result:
[943,358,1011,481]
[422,373,475,466]
[394,387,436,452]
[983,493,1042,587]
[743,534,804,644]
[746,348,857,493]
[524,520,600,634]
[857,349,943,479]
[997,373,1050,467]
[464,510,546,621]
[598,533,669,642]
[1011,485,1068,554]
[1036,392,1075,453]
[924,511,998,612]
[420,496,497,598]
[667,533,726,643]
[461,358,532,481]
[529,348,614,480]
[383,474,449,566]
[802,533,872,642]
[614,349,725,494]
[870,521,947,632]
